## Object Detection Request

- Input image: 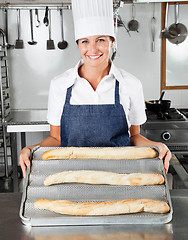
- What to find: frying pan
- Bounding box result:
[168,3,187,44]
[145,92,171,113]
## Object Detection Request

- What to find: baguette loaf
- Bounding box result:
[34,198,170,215]
[44,170,164,186]
[41,147,157,160]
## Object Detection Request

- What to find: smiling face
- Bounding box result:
[77,35,114,68]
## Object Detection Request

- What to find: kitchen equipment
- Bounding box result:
[57,8,68,50]
[35,9,40,28]
[4,9,14,49]
[28,10,37,45]
[151,4,156,52]
[161,2,170,39]
[20,146,172,226]
[143,108,188,148]
[168,3,187,44]
[0,28,11,178]
[145,92,171,113]
[142,108,188,188]
[117,14,131,37]
[15,9,24,49]
[43,6,49,27]
[128,4,139,32]
[46,9,55,50]
[145,100,153,104]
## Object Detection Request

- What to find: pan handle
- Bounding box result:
[175,2,179,25]
[164,2,169,30]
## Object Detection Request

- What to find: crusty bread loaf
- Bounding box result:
[41,147,157,160]
[34,198,170,215]
[44,170,164,186]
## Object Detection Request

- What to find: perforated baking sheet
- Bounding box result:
[20,147,173,226]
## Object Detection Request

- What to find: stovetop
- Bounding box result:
[176,154,188,174]
[178,109,188,118]
[146,108,187,121]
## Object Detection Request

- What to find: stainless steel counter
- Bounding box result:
[0,190,188,240]
[4,110,50,192]
[5,109,50,132]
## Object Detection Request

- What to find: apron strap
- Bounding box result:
[115,80,120,104]
[65,86,72,104]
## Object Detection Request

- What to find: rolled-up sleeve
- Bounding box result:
[129,80,147,126]
[47,81,63,126]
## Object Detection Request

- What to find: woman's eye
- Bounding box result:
[98,38,105,42]
[81,40,88,44]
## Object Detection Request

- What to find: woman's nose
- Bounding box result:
[88,42,98,52]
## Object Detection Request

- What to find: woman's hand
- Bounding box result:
[129,126,171,174]
[155,142,171,174]
[19,148,31,178]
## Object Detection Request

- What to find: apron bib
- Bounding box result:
[61,80,130,147]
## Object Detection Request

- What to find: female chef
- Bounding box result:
[19,0,171,178]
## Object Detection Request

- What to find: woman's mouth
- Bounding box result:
[87,54,102,60]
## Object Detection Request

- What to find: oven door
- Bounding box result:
[141,128,188,154]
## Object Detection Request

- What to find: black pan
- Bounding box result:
[145,100,171,113]
[145,91,171,113]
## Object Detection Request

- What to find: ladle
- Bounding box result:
[57,8,68,50]
[43,6,49,27]
[28,9,37,45]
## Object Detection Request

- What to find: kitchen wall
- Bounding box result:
[0,3,188,159]
[0,3,187,111]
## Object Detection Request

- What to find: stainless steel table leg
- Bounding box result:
[21,132,26,149]
[10,132,19,192]
[2,124,9,178]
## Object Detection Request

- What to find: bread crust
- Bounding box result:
[41,147,157,160]
[34,198,170,215]
[44,170,164,186]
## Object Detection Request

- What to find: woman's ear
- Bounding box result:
[110,40,114,48]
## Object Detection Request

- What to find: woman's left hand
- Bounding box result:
[129,127,172,175]
[156,142,172,174]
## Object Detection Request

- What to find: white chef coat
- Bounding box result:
[47,60,147,128]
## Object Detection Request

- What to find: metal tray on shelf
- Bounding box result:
[20,146,173,226]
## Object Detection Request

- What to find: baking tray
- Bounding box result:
[20,146,173,226]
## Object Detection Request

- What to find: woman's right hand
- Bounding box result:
[19,147,31,178]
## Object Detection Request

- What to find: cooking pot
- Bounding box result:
[145,100,171,113]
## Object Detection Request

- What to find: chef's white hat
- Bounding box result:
[71,0,115,41]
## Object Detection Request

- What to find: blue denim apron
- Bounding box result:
[61,80,130,147]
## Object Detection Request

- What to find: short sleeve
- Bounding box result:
[47,80,64,126]
[128,80,147,126]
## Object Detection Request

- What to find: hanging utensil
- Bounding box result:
[151,4,156,52]
[28,9,37,45]
[117,14,131,37]
[47,9,55,50]
[111,11,118,61]
[35,9,40,28]
[4,9,14,49]
[168,3,187,45]
[57,8,68,50]
[15,9,24,49]
[43,6,49,27]
[128,4,139,32]
[161,2,170,38]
